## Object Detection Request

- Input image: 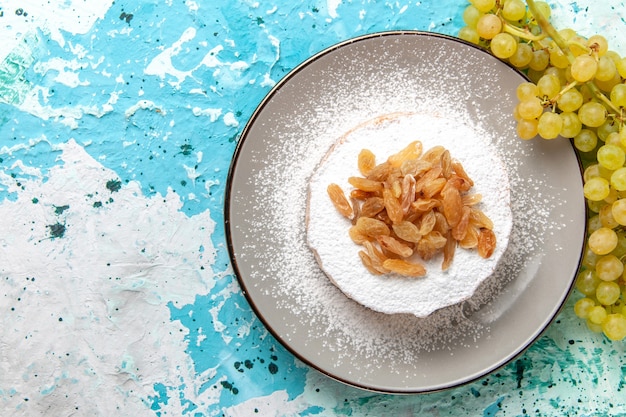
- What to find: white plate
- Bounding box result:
[225,32,586,393]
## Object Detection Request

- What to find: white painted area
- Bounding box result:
[0,0,113,62]
[327,0,342,19]
[0,140,221,415]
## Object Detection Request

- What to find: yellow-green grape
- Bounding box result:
[597,121,620,142]
[459,27,480,44]
[537,73,560,99]
[602,314,626,340]
[471,0,496,13]
[509,43,534,68]
[612,199,626,225]
[537,112,562,139]
[463,4,482,27]
[476,13,502,39]
[605,132,621,147]
[610,232,626,258]
[588,34,609,56]
[529,49,550,71]
[490,33,517,59]
[516,119,538,140]
[617,57,626,78]
[582,245,600,269]
[588,199,605,214]
[583,177,610,201]
[516,82,539,101]
[571,54,598,82]
[610,167,626,191]
[557,89,583,112]
[588,214,603,233]
[588,305,608,324]
[598,164,615,180]
[595,254,624,281]
[604,186,618,204]
[620,130,626,149]
[578,101,608,127]
[596,281,621,305]
[559,112,582,138]
[599,203,619,228]
[518,97,544,120]
[596,55,617,81]
[610,84,626,107]
[586,318,604,333]
[574,297,597,318]
[576,270,601,297]
[588,227,618,255]
[595,71,621,94]
[597,144,625,170]
[502,0,526,21]
[568,35,590,57]
[583,164,600,183]
[549,44,570,69]
[558,28,577,41]
[544,66,568,85]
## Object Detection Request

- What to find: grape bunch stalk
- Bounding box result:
[458,0,626,341]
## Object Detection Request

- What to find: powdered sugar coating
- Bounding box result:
[307,112,513,317]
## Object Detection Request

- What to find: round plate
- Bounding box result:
[225,32,585,393]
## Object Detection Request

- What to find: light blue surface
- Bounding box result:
[1,1,626,416]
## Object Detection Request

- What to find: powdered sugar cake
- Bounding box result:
[307,111,513,317]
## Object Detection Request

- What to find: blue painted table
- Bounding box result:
[1,1,625,415]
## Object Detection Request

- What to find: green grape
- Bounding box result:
[463,5,482,27]
[574,297,596,318]
[458,26,480,44]
[586,318,604,333]
[537,73,560,99]
[544,66,568,85]
[558,28,577,41]
[509,43,533,68]
[612,199,626,225]
[610,84,626,108]
[584,164,600,183]
[568,35,590,57]
[602,314,626,340]
[557,89,583,112]
[576,270,601,297]
[516,82,539,101]
[471,0,496,13]
[596,281,621,305]
[516,119,538,140]
[595,71,621,94]
[502,0,526,21]
[476,13,502,39]
[597,144,625,170]
[596,55,617,81]
[588,34,609,56]
[549,44,570,69]
[588,305,608,324]
[571,54,598,82]
[617,57,626,78]
[490,33,517,59]
[578,101,608,127]
[605,186,618,204]
[605,132,622,147]
[574,129,598,153]
[537,111,562,139]
[595,254,623,281]
[582,245,600,269]
[588,214,603,233]
[597,121,620,142]
[610,232,626,258]
[610,167,626,191]
[529,49,550,71]
[584,177,610,201]
[620,130,626,149]
[588,227,619,255]
[518,97,543,120]
[599,202,619,228]
[559,111,582,138]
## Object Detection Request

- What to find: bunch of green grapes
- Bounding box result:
[459,0,626,341]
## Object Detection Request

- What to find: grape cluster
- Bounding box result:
[459,0,626,341]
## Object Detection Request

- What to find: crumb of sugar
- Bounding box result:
[306,112,513,317]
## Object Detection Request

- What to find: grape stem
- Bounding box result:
[502,21,546,42]
[526,0,575,62]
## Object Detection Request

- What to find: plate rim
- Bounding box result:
[224,30,586,393]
